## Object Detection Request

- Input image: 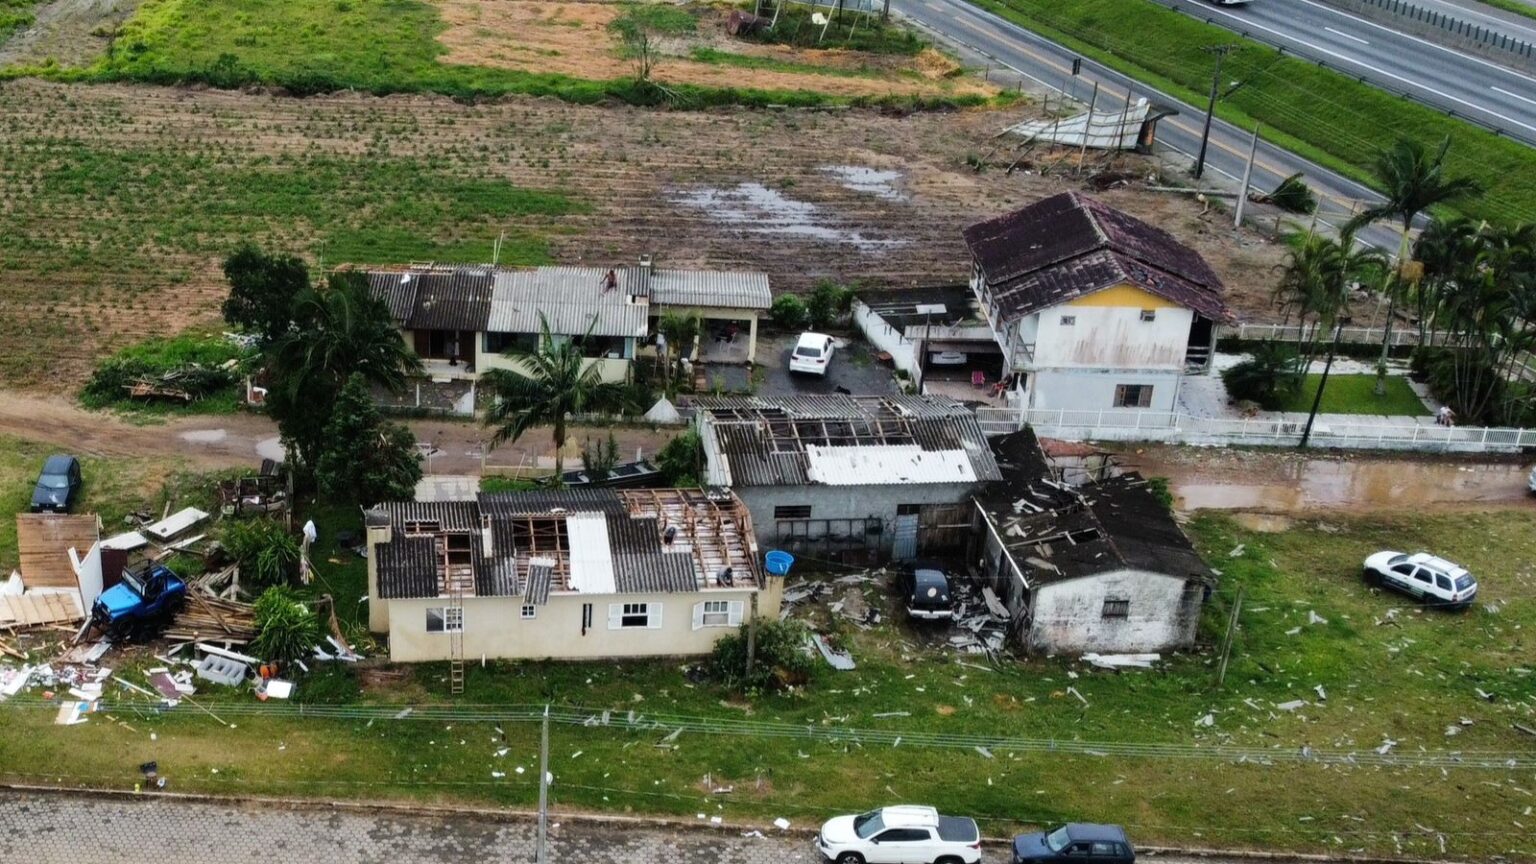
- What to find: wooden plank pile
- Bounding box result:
[166,564,256,645]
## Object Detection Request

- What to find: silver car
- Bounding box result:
[1363,551,1478,609]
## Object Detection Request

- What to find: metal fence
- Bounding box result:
[1223,322,1453,347]
[974,406,1536,453]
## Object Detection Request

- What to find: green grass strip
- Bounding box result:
[967,0,1536,226]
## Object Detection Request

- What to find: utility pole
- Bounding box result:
[1194,45,1236,180]
[745,590,759,679]
[1234,123,1260,229]
[537,705,550,864]
[1299,321,1343,449]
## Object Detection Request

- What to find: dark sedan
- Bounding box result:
[1013,823,1135,864]
[898,563,955,622]
[30,454,82,513]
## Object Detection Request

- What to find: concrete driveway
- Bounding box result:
[755,332,899,398]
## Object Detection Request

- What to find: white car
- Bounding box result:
[928,350,968,366]
[1363,551,1478,610]
[817,805,981,864]
[1527,466,1536,494]
[790,332,836,376]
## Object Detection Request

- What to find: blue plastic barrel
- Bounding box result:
[764,550,795,576]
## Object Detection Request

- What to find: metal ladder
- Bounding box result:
[448,587,465,695]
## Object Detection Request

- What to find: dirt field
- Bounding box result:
[435,0,991,100]
[0,0,140,68]
[0,79,1287,389]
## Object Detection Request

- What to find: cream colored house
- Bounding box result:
[364,258,771,389]
[365,488,779,663]
[963,192,1233,412]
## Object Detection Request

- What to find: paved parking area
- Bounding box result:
[0,791,818,864]
[755,333,899,397]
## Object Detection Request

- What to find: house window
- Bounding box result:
[1102,598,1130,620]
[1139,309,1157,322]
[485,331,540,354]
[426,607,464,633]
[609,602,661,629]
[774,504,812,520]
[699,600,732,628]
[896,503,922,515]
[1060,315,1077,326]
[521,605,537,620]
[1113,384,1154,408]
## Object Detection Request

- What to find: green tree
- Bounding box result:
[656,428,703,486]
[770,294,809,331]
[1272,230,1385,367]
[657,309,702,367]
[217,518,300,589]
[482,314,630,475]
[316,373,423,504]
[221,244,310,344]
[264,271,421,470]
[253,586,321,665]
[1346,137,1481,394]
[805,281,852,330]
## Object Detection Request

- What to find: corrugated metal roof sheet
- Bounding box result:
[478,489,624,517]
[376,535,439,599]
[606,513,700,593]
[366,271,418,323]
[566,512,616,593]
[365,268,494,331]
[488,267,649,337]
[804,444,978,485]
[524,558,554,605]
[375,500,482,532]
[962,192,1230,323]
[649,269,771,310]
[691,395,1001,487]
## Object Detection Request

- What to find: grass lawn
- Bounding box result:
[0,0,37,43]
[1478,0,1536,22]
[0,436,193,572]
[1278,373,1428,416]
[967,0,1536,227]
[10,0,992,111]
[3,503,1535,859]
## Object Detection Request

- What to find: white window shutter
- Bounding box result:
[648,603,663,629]
[727,601,744,627]
[607,603,622,630]
[691,602,705,631]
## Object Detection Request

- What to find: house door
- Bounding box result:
[917,503,972,553]
[892,505,920,560]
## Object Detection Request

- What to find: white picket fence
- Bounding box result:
[974,407,1536,453]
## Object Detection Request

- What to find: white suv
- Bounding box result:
[816,805,981,864]
[1363,551,1478,609]
[789,332,836,376]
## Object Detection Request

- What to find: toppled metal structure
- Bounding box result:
[1005,98,1177,153]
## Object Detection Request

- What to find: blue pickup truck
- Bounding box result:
[91,563,187,641]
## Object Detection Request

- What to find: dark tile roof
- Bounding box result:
[478,488,626,516]
[962,192,1231,323]
[365,268,494,331]
[690,395,1001,488]
[977,428,1215,587]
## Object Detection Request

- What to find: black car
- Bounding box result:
[898,563,955,622]
[30,455,82,513]
[1013,824,1135,864]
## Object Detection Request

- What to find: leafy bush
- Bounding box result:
[711,618,815,694]
[81,331,253,412]
[657,429,703,486]
[219,518,301,589]
[253,586,320,664]
[806,281,853,330]
[770,294,809,331]
[1221,342,1302,410]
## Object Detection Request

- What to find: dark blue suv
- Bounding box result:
[1013,824,1135,864]
[30,455,81,513]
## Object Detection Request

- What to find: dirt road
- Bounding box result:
[1124,444,1536,513]
[0,391,681,475]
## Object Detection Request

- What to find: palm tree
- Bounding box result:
[265,271,422,468]
[1346,137,1481,393]
[1273,231,1384,367]
[482,314,630,475]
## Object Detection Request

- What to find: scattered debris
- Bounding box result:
[810,634,855,671]
[1082,652,1159,670]
[1276,700,1308,712]
[143,507,210,543]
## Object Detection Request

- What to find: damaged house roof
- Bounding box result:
[365,266,495,331]
[689,394,1002,487]
[368,488,761,601]
[854,285,984,330]
[977,428,1215,589]
[962,192,1231,324]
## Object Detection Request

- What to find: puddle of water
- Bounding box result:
[179,429,227,444]
[256,436,286,462]
[669,183,906,251]
[821,165,906,201]
[1146,456,1535,513]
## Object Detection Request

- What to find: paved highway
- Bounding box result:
[1164,0,1536,144]
[1413,0,1536,43]
[891,0,1406,251]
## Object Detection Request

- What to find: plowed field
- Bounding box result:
[0,80,1286,388]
